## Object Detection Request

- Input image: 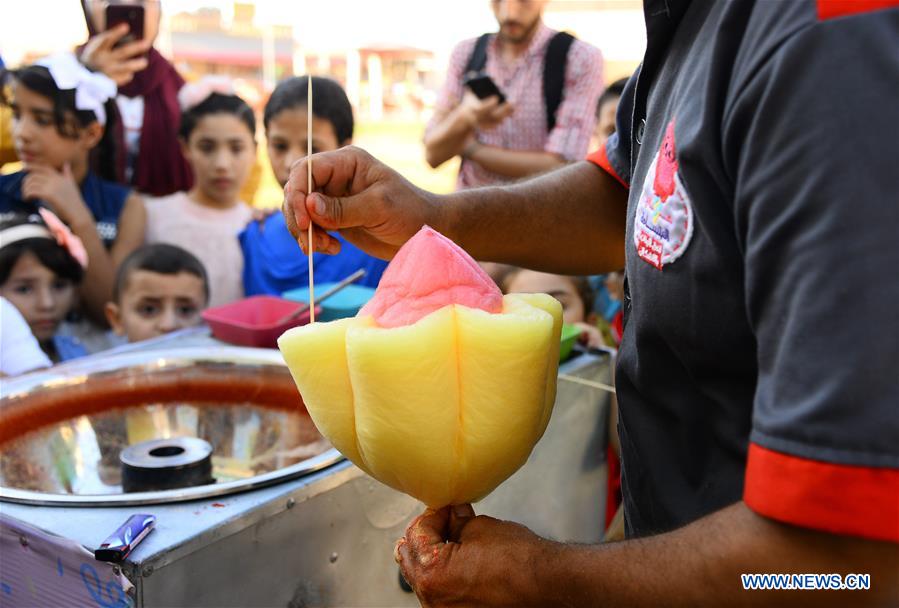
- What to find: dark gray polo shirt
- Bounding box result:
[589,0,899,541]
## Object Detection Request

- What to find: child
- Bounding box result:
[503,266,623,539]
[592,77,628,150]
[0,54,146,323]
[144,77,255,307]
[240,76,388,296]
[0,210,89,362]
[105,243,209,343]
[603,270,625,344]
[502,268,606,349]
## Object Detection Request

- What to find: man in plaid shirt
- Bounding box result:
[424,0,604,190]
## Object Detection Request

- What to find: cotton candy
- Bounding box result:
[279,226,561,507]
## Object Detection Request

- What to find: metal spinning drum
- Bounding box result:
[0,339,611,606]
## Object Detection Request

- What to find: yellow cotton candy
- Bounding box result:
[278,292,562,507]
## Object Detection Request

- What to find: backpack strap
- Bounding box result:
[543,31,575,132]
[464,31,575,132]
[464,33,492,80]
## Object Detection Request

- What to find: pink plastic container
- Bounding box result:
[202,295,321,348]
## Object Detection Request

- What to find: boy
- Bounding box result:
[240,76,388,296]
[591,77,629,150]
[105,243,209,343]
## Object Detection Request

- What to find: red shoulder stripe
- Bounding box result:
[587,145,629,189]
[817,0,899,20]
[744,443,899,542]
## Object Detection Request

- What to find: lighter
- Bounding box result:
[94,514,156,562]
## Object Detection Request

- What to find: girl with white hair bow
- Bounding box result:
[0,52,146,332]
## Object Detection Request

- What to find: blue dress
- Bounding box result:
[53,334,89,362]
[0,170,130,247]
[240,213,388,297]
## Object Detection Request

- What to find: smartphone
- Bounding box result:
[464,74,507,104]
[106,4,145,48]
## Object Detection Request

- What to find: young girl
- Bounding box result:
[144,77,255,307]
[0,53,146,325]
[0,211,89,362]
[502,268,607,349]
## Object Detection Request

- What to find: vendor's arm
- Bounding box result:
[399,503,898,607]
[283,149,626,275]
[440,159,625,273]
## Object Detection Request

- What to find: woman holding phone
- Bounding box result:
[77,0,192,197]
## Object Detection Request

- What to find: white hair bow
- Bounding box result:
[36,53,117,126]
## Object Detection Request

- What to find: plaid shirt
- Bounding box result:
[426,23,604,190]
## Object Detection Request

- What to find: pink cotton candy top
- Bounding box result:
[358,226,503,328]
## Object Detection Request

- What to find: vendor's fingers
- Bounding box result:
[312,230,341,255]
[398,525,439,569]
[306,191,371,232]
[284,163,311,231]
[283,184,318,243]
[283,199,339,254]
[281,195,299,238]
[447,504,475,542]
[337,227,397,261]
[293,223,340,256]
[284,147,381,235]
[393,537,406,564]
[287,147,376,202]
[396,534,415,577]
[407,507,452,548]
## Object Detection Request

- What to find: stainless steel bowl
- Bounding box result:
[0,347,342,506]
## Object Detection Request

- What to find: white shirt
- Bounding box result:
[0,297,51,376]
[144,192,253,307]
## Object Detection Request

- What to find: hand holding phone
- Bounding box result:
[80,5,151,86]
[106,4,145,48]
[464,74,507,104]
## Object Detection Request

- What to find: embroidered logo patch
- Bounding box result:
[633,120,693,270]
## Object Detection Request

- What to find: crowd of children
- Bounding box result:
[0,51,392,373]
[0,49,624,381]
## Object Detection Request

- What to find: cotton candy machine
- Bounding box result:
[0,330,611,607]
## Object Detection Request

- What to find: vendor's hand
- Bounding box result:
[574,321,607,349]
[395,504,555,607]
[460,91,514,131]
[80,24,151,87]
[22,164,92,227]
[282,146,440,260]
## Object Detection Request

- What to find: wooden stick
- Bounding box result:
[558,373,616,395]
[307,76,315,323]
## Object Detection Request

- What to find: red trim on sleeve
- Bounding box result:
[744,443,899,542]
[816,0,898,20]
[587,146,629,189]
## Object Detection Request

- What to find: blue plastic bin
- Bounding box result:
[282,283,376,321]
